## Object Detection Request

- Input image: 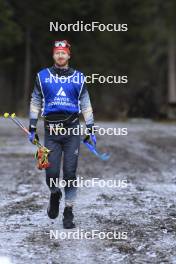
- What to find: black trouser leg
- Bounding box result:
[45,129,62,195]
[62,133,80,204]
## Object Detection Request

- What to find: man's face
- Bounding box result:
[53,50,70,67]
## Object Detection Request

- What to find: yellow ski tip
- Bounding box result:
[11,113,16,118]
[4,113,9,118]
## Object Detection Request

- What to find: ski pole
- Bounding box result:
[81,136,110,161]
[4,113,42,148]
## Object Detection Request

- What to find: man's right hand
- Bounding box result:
[28,126,39,144]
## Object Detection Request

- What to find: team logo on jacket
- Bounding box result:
[57,87,66,96]
[48,85,76,108]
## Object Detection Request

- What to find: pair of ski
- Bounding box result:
[4,113,110,165]
[4,113,50,169]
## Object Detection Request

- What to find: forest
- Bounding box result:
[0,0,176,119]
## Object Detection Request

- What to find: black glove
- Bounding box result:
[28,126,39,144]
[83,124,96,143]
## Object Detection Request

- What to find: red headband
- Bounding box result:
[53,40,71,54]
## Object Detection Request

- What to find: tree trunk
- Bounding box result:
[168,36,176,103]
[168,36,176,119]
[23,28,31,116]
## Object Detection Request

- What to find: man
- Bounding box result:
[29,40,95,229]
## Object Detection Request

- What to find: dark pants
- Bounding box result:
[44,120,80,203]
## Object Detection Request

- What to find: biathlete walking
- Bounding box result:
[29,40,95,229]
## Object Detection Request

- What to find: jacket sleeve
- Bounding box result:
[79,83,94,126]
[29,75,43,127]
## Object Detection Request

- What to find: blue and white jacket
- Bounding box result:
[29,66,94,126]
